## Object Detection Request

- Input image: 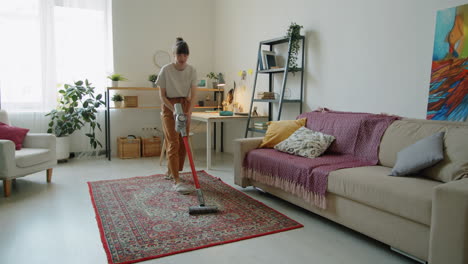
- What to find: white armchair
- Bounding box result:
[0,109,57,197]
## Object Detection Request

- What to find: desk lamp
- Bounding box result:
[216,73,225,110]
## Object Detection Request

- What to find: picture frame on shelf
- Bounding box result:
[258,49,265,71]
[261,50,277,70]
[197,79,207,88]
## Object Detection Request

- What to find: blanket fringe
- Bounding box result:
[242,167,327,209]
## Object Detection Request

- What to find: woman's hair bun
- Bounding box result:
[173,37,189,55]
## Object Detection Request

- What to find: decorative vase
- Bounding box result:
[114,101,122,108]
[112,81,118,87]
[56,136,71,160]
[212,82,218,88]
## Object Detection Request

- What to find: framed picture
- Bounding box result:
[261,50,278,69]
[197,79,207,88]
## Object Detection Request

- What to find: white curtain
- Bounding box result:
[0,0,113,112]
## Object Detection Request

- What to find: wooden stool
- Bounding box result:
[159,132,194,166]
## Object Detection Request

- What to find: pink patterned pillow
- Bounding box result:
[0,122,29,150]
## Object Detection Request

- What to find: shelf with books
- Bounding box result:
[245,34,305,138]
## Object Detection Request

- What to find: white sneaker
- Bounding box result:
[173,183,195,195]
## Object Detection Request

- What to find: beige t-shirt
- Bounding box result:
[155,63,197,98]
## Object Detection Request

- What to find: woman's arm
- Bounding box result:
[187,85,197,114]
[186,85,197,127]
[159,87,175,112]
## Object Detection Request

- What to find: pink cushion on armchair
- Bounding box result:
[0,122,30,150]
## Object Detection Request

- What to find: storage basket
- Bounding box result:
[142,136,161,157]
[117,136,141,159]
[124,96,138,107]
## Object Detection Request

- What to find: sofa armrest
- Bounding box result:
[429,178,468,264]
[0,140,16,178]
[22,133,56,149]
[233,137,263,187]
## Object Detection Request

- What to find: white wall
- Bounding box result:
[110,0,215,155]
[212,0,468,152]
[110,0,468,155]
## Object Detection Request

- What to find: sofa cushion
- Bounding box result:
[274,127,335,158]
[15,148,51,168]
[259,118,306,148]
[328,166,440,226]
[0,122,30,150]
[390,132,445,176]
[379,119,468,182]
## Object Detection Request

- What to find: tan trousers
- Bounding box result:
[162,97,191,179]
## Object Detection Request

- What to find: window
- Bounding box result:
[0,0,112,112]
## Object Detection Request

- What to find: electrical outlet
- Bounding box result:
[141,126,161,138]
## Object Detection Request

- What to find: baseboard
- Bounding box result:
[391,247,427,264]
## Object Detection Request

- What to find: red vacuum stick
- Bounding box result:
[174,103,219,215]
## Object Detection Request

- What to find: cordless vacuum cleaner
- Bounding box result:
[174,103,219,215]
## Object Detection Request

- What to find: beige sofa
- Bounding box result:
[234,118,468,264]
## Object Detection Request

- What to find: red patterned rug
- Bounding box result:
[88,171,303,264]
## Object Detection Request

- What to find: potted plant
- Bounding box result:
[148,74,158,88]
[46,80,105,160]
[111,93,124,108]
[206,72,219,88]
[107,73,128,87]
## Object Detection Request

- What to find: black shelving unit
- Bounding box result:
[244,35,305,137]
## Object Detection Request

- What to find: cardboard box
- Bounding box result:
[124,96,138,107]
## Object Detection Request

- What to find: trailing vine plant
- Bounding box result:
[285,22,303,74]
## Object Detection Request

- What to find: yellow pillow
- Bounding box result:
[258,118,307,148]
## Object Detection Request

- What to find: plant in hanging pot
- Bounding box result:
[107,73,128,87]
[45,80,105,160]
[111,93,124,108]
[285,22,303,74]
[148,74,158,88]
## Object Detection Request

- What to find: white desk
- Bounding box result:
[191,112,267,169]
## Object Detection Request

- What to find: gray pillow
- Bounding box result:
[274,127,335,158]
[390,132,445,176]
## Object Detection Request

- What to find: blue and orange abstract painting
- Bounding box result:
[428,4,468,121]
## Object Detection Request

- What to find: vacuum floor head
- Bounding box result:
[189,205,219,215]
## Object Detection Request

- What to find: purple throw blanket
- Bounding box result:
[243,110,399,209]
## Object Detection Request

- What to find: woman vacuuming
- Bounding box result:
[156,37,197,194]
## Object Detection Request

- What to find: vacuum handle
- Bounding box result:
[174,103,184,115]
[174,103,187,137]
[182,136,201,189]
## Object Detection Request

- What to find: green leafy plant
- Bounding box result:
[206,72,219,81]
[285,22,303,74]
[111,93,123,102]
[148,74,158,83]
[45,80,105,149]
[107,73,128,81]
